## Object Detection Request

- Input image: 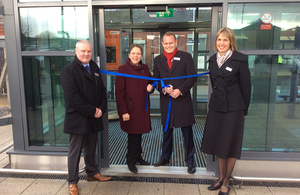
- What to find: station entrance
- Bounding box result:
[94,5,221,169]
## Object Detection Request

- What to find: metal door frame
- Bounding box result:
[96,5,221,169]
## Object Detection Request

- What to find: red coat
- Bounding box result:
[115,58,152,134]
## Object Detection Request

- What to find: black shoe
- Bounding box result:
[208,179,223,190]
[218,184,231,195]
[187,163,196,174]
[154,159,169,167]
[127,163,138,173]
[137,157,150,165]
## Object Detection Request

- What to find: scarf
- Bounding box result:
[164,48,178,69]
[217,49,233,68]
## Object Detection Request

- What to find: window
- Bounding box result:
[228,3,300,50]
[20,7,88,51]
[23,56,74,146]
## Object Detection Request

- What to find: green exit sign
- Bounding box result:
[157,9,173,18]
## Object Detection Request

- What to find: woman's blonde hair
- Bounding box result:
[213,27,237,53]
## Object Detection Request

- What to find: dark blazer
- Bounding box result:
[60,56,107,134]
[208,51,251,115]
[153,50,197,128]
[115,58,152,134]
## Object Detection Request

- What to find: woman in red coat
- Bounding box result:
[115,44,152,173]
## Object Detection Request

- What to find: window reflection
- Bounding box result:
[244,55,300,152]
[20,7,88,51]
[198,7,212,22]
[228,3,300,50]
[23,56,74,146]
[132,8,196,23]
[105,9,130,23]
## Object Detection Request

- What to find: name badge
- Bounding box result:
[173,57,180,61]
[225,67,232,72]
[95,73,99,77]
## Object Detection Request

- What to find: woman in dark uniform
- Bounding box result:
[201,27,251,195]
[115,44,152,173]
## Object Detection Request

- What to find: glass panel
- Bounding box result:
[174,31,194,57]
[133,32,160,72]
[133,31,160,109]
[105,9,130,23]
[198,7,212,22]
[244,55,300,152]
[107,31,130,112]
[23,56,74,146]
[121,31,130,65]
[196,32,211,114]
[228,3,300,50]
[132,8,196,23]
[20,7,88,51]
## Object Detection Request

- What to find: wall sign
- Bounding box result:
[260,13,273,30]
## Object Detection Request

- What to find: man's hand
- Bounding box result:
[170,89,181,99]
[164,85,173,94]
[122,113,130,121]
[94,108,102,118]
[147,84,154,92]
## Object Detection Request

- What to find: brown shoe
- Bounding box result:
[87,173,111,182]
[68,184,78,195]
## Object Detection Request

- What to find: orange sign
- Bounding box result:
[105,30,120,70]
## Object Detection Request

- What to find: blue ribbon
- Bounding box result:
[100,69,209,132]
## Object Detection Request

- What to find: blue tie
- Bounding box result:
[85,65,91,75]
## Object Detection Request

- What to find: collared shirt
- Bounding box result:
[82,63,91,75]
[82,63,90,68]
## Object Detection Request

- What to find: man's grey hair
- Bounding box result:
[75,40,92,49]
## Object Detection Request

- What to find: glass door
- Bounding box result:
[132,30,198,112]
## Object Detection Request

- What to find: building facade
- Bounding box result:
[3,0,300,179]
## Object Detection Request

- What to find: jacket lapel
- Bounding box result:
[159,54,170,73]
[170,51,181,73]
[208,54,224,76]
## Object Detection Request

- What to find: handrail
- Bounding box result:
[0,142,13,154]
[0,165,86,175]
[232,175,300,189]
[232,175,300,182]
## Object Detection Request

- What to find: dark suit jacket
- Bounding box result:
[60,56,107,134]
[208,51,251,115]
[153,50,197,128]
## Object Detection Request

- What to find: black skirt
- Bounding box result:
[201,109,245,159]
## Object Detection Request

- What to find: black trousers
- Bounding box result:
[127,134,142,164]
[68,133,99,184]
[161,125,195,165]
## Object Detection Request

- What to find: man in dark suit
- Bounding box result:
[147,32,197,174]
[60,40,111,195]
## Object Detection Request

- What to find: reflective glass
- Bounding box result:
[197,32,211,114]
[198,7,212,22]
[105,9,130,23]
[20,7,88,51]
[106,31,130,112]
[228,3,300,50]
[23,56,74,146]
[133,31,161,109]
[244,55,300,152]
[132,8,196,23]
